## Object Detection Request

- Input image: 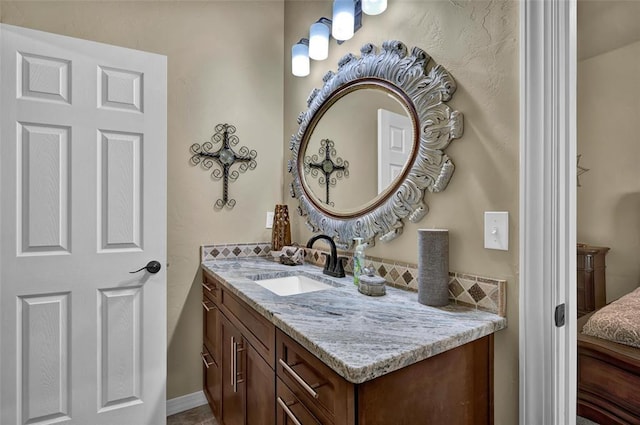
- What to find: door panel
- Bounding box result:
[97,287,143,411]
[18,122,71,255]
[98,130,143,251]
[18,293,71,425]
[18,52,71,104]
[1,24,167,425]
[98,66,143,112]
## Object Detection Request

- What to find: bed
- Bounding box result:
[577,287,640,425]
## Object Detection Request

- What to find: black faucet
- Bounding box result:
[306,234,347,278]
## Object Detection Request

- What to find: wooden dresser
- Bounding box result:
[577,244,609,317]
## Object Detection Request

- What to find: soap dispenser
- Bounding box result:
[352,238,366,285]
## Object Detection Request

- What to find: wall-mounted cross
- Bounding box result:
[304,139,349,206]
[577,154,589,187]
[190,123,257,209]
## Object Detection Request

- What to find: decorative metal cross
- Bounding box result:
[304,139,349,206]
[577,154,589,187]
[190,123,257,209]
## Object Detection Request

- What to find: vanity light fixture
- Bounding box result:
[291,38,310,77]
[291,0,364,76]
[332,0,357,41]
[309,18,332,60]
[362,0,387,15]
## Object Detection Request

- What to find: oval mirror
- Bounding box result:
[288,40,464,248]
[301,83,416,215]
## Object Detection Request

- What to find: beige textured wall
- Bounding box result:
[577,0,640,61]
[284,1,519,424]
[577,36,640,301]
[1,0,285,400]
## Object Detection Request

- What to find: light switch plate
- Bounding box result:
[265,211,274,229]
[484,211,509,251]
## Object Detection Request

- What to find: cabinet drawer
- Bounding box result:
[276,330,354,425]
[203,297,219,360]
[202,345,221,417]
[277,378,325,425]
[220,287,275,368]
[202,270,220,303]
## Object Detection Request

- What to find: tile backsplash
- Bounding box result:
[201,242,271,261]
[201,242,506,317]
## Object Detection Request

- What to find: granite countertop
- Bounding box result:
[201,257,507,384]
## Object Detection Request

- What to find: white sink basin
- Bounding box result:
[254,274,335,296]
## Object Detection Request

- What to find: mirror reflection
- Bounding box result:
[301,86,414,215]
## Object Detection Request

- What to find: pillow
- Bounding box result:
[582,287,640,348]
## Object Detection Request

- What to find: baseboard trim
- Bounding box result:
[166,390,207,416]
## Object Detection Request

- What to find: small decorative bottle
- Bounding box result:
[352,238,366,286]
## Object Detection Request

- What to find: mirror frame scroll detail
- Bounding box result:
[289,40,464,248]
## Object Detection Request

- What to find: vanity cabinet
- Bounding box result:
[203,268,494,425]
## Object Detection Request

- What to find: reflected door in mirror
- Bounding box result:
[378,109,412,194]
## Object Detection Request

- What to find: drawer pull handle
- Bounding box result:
[201,352,215,369]
[277,397,302,425]
[201,300,215,312]
[279,358,319,399]
[202,282,216,292]
[231,336,237,392]
[231,336,245,393]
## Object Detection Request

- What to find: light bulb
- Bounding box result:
[309,20,330,61]
[291,40,310,77]
[332,0,355,41]
[362,0,387,15]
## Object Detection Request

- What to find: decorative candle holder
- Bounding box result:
[271,204,291,252]
[417,229,449,306]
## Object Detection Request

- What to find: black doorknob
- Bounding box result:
[129,260,162,274]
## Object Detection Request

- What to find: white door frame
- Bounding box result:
[519,0,577,424]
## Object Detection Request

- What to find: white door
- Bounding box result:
[377,108,412,194]
[0,24,167,425]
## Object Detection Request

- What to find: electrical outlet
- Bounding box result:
[265,211,274,229]
[484,211,509,251]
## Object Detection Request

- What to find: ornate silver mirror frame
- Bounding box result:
[288,40,464,248]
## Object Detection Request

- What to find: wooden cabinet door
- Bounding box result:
[246,339,275,425]
[221,314,245,425]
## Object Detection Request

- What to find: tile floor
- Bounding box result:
[166,405,217,425]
